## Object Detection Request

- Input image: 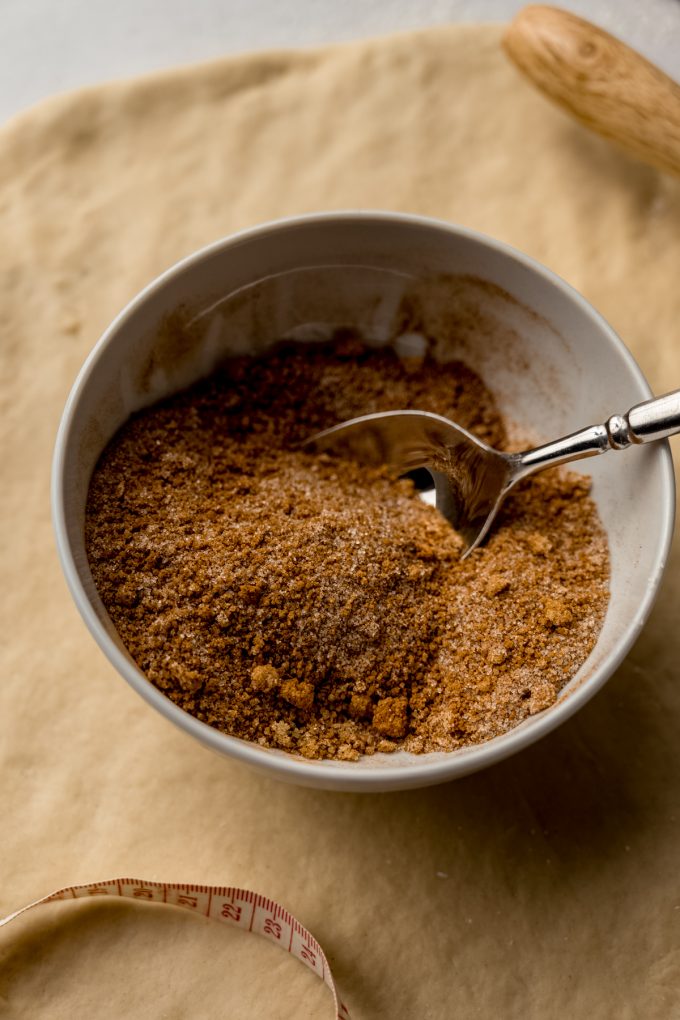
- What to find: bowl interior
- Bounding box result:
[54,214,674,791]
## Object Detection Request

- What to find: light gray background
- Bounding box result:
[2,0,679,125]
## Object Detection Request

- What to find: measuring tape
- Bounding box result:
[0,878,350,1018]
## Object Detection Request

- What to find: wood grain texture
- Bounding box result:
[503,4,680,178]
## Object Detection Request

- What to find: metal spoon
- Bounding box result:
[304,391,680,557]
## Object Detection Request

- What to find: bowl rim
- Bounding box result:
[51,209,676,791]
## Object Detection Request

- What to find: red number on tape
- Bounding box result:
[264,918,282,939]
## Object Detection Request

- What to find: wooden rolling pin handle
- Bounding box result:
[502,5,680,178]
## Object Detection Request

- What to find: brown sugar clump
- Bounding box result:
[526,532,552,556]
[280,679,315,712]
[486,645,507,666]
[373,697,409,738]
[85,339,610,760]
[250,664,280,692]
[543,597,574,627]
[349,694,372,720]
[485,573,510,597]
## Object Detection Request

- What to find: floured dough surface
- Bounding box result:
[1,23,680,1019]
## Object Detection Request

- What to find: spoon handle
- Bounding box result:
[515,389,680,479]
[623,390,680,444]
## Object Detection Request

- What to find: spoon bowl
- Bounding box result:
[308,388,680,555]
[305,410,515,553]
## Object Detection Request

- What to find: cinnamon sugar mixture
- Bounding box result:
[85,339,610,760]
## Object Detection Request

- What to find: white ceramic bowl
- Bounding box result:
[52,212,675,791]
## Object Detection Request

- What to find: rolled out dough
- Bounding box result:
[1,23,680,1019]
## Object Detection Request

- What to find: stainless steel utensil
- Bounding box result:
[305,392,680,556]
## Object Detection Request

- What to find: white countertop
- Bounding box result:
[2,0,679,126]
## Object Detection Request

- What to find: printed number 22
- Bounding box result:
[221,903,242,922]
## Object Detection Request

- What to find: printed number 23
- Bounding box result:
[264,918,282,939]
